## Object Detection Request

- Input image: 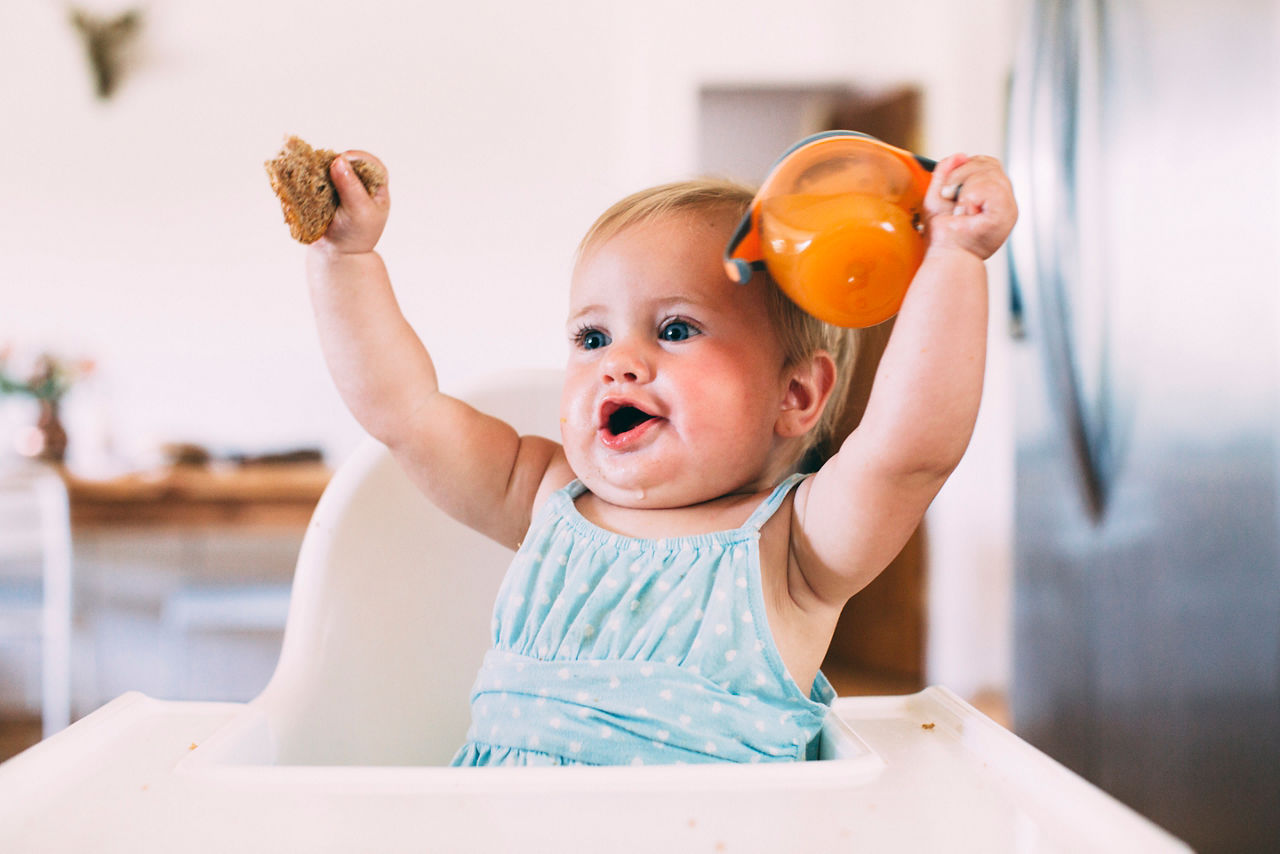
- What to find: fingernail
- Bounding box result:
[942,184,959,200]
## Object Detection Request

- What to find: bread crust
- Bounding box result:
[265,136,386,244]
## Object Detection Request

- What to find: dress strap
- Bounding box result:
[742,472,809,534]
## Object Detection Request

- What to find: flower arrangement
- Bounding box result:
[1,347,95,462]
[0,349,93,402]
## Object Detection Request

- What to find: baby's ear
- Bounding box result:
[776,352,837,438]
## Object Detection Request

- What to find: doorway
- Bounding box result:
[697,84,927,697]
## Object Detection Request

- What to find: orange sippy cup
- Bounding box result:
[724,131,936,328]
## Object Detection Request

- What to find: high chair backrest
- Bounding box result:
[255,370,563,766]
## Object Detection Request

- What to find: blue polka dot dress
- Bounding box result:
[450,473,834,767]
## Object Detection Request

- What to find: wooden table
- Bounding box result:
[61,464,331,529]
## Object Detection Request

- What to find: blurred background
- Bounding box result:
[0,0,1275,850]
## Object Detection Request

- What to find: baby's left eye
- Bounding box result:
[659,320,699,342]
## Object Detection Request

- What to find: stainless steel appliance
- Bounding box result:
[1006,0,1279,850]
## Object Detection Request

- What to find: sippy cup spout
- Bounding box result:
[724,131,936,329]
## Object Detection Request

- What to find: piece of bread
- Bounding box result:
[264,136,386,244]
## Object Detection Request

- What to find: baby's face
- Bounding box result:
[560,212,792,509]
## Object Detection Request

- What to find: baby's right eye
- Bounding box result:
[573,327,611,350]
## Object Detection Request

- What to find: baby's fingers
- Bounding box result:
[921,154,967,218]
[923,155,1017,258]
[331,151,389,210]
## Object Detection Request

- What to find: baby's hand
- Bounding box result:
[318,150,390,255]
[921,154,1017,261]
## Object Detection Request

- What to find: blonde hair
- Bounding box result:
[577,178,859,470]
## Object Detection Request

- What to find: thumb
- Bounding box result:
[923,153,970,218]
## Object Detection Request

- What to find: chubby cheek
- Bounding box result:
[558,373,595,449]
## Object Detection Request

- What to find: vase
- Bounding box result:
[35,398,68,463]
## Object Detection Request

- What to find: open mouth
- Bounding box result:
[607,405,656,436]
[601,401,659,438]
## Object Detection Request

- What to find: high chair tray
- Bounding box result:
[0,686,1187,852]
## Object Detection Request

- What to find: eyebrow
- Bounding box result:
[566,295,710,325]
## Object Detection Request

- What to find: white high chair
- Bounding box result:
[0,371,1189,852]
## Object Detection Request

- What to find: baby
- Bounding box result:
[306,147,1016,765]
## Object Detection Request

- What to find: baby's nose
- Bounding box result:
[601,343,652,384]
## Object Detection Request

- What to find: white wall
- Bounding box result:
[2,0,1017,699]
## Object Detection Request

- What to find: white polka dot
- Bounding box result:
[576,691,590,702]
[558,668,571,679]
[512,707,522,718]
[741,610,753,623]
[512,595,525,607]
[530,735,541,747]
[659,605,673,618]
[725,650,738,662]
[716,591,728,602]
[754,641,764,652]
[515,662,525,671]
[578,708,591,718]
[755,720,766,732]
[705,741,718,753]
[550,717,562,728]
[535,698,547,707]
[693,608,704,619]
[755,672,767,685]
[679,714,692,727]
[657,579,671,592]
[683,588,694,599]
[609,676,621,689]
[634,707,649,717]
[736,576,747,589]
[656,730,670,741]
[715,624,727,635]
[659,689,673,701]
[570,741,583,753]
[478,703,490,717]
[665,655,677,665]
[579,583,590,594]
[629,601,640,612]
[631,757,645,766]
[639,664,654,676]
[711,702,723,714]
[583,624,596,637]
[605,577,620,589]
[688,665,701,675]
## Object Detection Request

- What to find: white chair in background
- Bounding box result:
[0,461,73,737]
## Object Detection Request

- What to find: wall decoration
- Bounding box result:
[69,7,144,100]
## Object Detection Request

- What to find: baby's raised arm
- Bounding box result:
[306,153,562,548]
[794,154,1017,605]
